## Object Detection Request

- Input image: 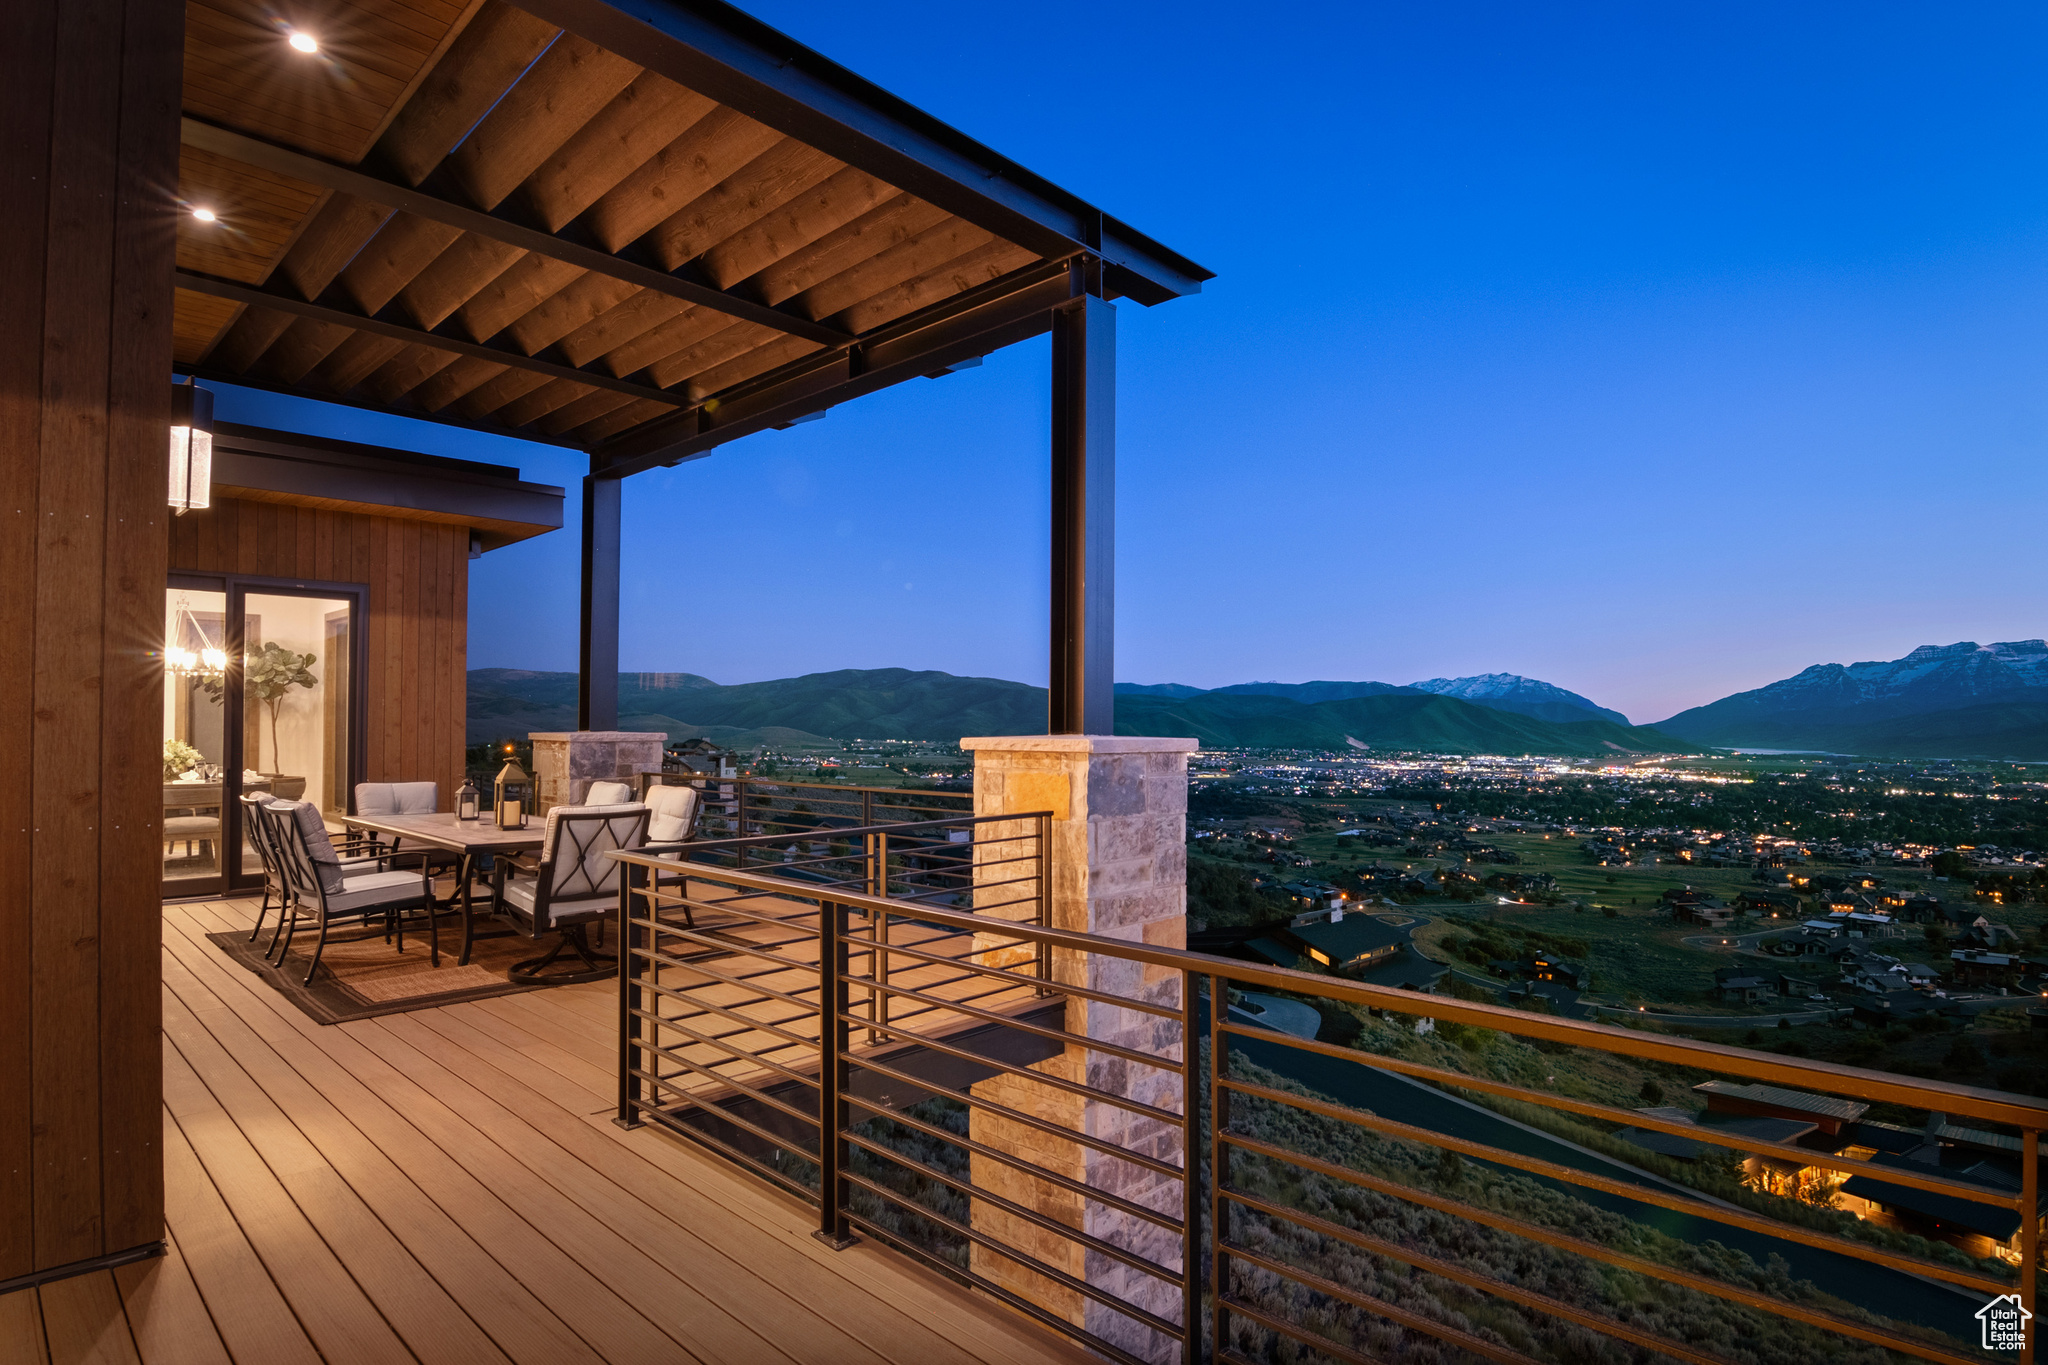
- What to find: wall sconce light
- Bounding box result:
[169,379,213,515]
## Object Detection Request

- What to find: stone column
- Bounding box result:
[528,730,665,813]
[957,735,1195,1363]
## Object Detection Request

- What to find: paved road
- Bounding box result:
[1588,1004,1846,1028]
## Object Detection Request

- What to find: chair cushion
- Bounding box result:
[355,781,438,816]
[500,878,611,925]
[585,780,634,805]
[326,868,427,913]
[644,784,699,843]
[163,816,220,836]
[282,800,348,894]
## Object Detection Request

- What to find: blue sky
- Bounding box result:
[211,1,2048,724]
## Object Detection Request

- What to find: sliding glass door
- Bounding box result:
[161,574,368,899]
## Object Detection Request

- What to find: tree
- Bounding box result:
[1639,1078,1664,1105]
[244,642,318,775]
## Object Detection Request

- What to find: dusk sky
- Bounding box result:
[211,1,2048,725]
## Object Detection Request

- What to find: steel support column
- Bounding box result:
[579,472,621,731]
[1049,292,1116,735]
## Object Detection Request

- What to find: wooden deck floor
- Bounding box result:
[2,895,1094,1365]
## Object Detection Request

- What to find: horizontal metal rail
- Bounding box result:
[614,825,2048,1365]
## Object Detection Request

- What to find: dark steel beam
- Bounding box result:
[578,471,621,731]
[1048,294,1115,735]
[180,117,850,347]
[508,0,1212,306]
[174,268,687,410]
[594,259,1076,478]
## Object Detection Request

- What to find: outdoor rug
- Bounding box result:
[204,923,570,1024]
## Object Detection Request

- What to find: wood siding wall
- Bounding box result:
[169,498,470,805]
[0,0,181,1281]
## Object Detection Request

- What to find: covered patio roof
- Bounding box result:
[175,0,1210,473]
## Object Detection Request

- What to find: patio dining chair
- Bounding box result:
[263,799,443,986]
[488,803,649,984]
[241,792,392,948]
[350,781,461,872]
[641,783,703,926]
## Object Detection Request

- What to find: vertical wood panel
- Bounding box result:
[98,0,178,1253]
[0,0,58,1287]
[404,519,427,784]
[33,0,124,1269]
[0,0,178,1278]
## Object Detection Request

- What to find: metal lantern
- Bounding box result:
[456,778,480,821]
[168,379,214,515]
[493,759,530,829]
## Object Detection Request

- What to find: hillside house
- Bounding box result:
[1894,892,1948,924]
[1713,968,1775,1004]
[1738,888,1803,917]
[1276,910,1408,977]
[1694,1080,1868,1144]
[1960,921,2023,951]
[1952,949,2026,989]
[1488,954,1590,992]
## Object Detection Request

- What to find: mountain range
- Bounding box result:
[469,668,1688,756]
[469,643,2048,759]
[1653,640,2048,758]
[1116,673,1628,725]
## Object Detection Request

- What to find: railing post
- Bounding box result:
[737,782,748,867]
[1181,969,1201,1365]
[1210,970,1230,1358]
[2025,1127,2039,1365]
[615,858,645,1129]
[1036,812,1052,992]
[815,896,856,1249]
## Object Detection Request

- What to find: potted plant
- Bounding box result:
[163,738,201,781]
[246,642,318,799]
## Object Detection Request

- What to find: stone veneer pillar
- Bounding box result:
[957,735,1197,1363]
[528,731,665,814]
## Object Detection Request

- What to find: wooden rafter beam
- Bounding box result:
[595,257,1078,478]
[512,0,1213,306]
[180,116,853,348]
[175,268,687,411]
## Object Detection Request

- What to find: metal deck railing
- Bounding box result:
[609,844,2048,1365]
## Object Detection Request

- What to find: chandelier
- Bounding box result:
[165,595,227,676]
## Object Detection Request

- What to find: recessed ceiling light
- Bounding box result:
[191,207,217,222]
[287,31,318,54]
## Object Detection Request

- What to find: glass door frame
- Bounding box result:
[162,571,370,899]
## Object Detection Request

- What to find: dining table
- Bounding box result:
[343,811,545,965]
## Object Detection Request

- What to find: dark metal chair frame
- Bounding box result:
[263,802,441,986]
[490,807,650,985]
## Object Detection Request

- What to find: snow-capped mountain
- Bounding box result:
[1405,674,1630,727]
[1656,640,2048,747]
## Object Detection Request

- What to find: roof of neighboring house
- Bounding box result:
[1615,1127,1706,1160]
[1694,1080,1869,1123]
[1283,916,1408,963]
[1840,1156,2027,1241]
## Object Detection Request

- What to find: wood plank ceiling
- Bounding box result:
[174,0,1046,449]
